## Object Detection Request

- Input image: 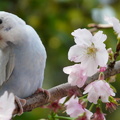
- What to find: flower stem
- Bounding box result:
[79,94,87,100]
[89,103,94,111]
[55,116,74,120]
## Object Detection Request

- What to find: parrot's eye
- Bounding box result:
[0,19,2,24]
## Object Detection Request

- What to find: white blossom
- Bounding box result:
[68,28,108,76]
[0,91,15,120]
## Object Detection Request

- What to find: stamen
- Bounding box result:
[87,44,97,56]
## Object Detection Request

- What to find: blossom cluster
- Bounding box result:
[61,16,120,119]
[64,28,108,87]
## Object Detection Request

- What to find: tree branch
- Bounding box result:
[88,23,112,29]
[13,61,120,115]
[88,23,112,33]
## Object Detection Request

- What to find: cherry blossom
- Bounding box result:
[65,96,85,118]
[63,64,87,88]
[83,80,115,104]
[0,91,15,120]
[60,96,93,119]
[68,28,108,76]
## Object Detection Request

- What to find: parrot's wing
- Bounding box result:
[0,48,15,86]
[6,50,15,80]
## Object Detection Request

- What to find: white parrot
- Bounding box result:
[0,11,47,113]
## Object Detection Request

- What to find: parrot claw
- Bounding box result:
[34,88,45,94]
[34,88,50,100]
[15,96,26,115]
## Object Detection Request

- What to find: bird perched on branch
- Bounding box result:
[0,11,47,114]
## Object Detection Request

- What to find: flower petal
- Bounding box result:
[101,95,109,103]
[68,45,86,62]
[63,66,73,74]
[71,28,92,46]
[105,16,120,34]
[85,109,93,120]
[64,64,87,88]
[95,50,108,66]
[93,31,107,43]
[81,56,98,76]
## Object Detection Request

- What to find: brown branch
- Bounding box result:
[88,23,112,33]
[13,61,120,115]
[88,23,112,29]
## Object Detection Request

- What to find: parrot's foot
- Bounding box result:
[34,88,46,94]
[15,96,26,115]
[34,88,50,100]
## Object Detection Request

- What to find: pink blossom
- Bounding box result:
[68,28,108,76]
[60,96,93,119]
[0,91,15,120]
[63,64,87,88]
[66,97,84,118]
[83,80,115,104]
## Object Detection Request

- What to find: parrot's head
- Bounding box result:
[0,11,26,49]
[0,11,25,31]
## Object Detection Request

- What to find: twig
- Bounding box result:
[88,23,112,29]
[88,23,112,32]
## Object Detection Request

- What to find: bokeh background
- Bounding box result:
[0,0,120,119]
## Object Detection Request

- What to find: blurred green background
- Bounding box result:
[0,0,120,119]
